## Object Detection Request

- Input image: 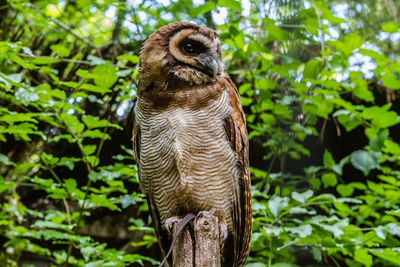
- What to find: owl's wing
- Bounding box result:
[132,117,171,264]
[222,76,252,266]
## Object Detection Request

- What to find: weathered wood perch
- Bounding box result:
[171,211,221,267]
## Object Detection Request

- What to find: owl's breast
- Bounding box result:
[135,89,239,229]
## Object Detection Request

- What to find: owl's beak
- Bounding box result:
[196,53,219,79]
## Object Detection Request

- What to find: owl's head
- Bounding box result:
[139,22,224,89]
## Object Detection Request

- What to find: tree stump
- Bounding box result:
[171,211,221,267]
[172,219,193,266]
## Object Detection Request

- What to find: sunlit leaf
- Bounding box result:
[93,65,118,89]
[381,21,399,33]
[189,2,216,17]
[217,0,241,10]
[350,150,379,175]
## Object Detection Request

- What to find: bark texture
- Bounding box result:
[171,212,221,267]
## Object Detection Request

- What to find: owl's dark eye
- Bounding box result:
[180,39,207,55]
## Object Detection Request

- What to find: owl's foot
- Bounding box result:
[164,216,181,236]
[219,221,228,244]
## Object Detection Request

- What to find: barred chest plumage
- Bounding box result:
[134,89,240,231]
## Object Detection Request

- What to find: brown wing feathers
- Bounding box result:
[223,77,252,266]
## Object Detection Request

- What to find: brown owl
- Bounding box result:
[132,22,251,266]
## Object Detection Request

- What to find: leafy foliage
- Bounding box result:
[1,0,400,266]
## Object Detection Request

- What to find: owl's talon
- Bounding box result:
[219,221,228,244]
[165,216,182,236]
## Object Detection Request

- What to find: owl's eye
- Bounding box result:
[180,40,207,55]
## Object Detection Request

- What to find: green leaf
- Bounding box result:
[335,33,363,57]
[0,153,13,165]
[189,2,216,17]
[337,184,354,197]
[268,196,289,217]
[321,173,337,188]
[245,264,268,267]
[88,55,107,65]
[303,59,322,79]
[303,95,334,118]
[15,87,39,105]
[371,110,398,129]
[83,145,97,155]
[64,178,78,194]
[241,97,252,106]
[29,57,61,65]
[311,247,322,263]
[270,264,299,267]
[82,115,112,129]
[255,77,277,90]
[381,71,400,89]
[371,248,400,266]
[317,218,349,237]
[0,72,23,85]
[384,139,400,155]
[0,113,38,124]
[260,114,276,125]
[60,114,84,134]
[42,152,59,167]
[315,1,346,24]
[264,25,289,41]
[88,169,121,182]
[89,194,120,211]
[116,54,139,64]
[375,223,400,239]
[33,220,72,230]
[120,194,138,209]
[370,129,388,151]
[291,190,313,203]
[81,129,110,140]
[354,248,372,267]
[239,83,252,95]
[335,110,362,132]
[80,246,97,261]
[92,65,118,89]
[0,179,13,194]
[323,150,335,168]
[8,53,39,70]
[79,83,111,94]
[349,72,373,102]
[50,44,70,57]
[350,150,379,175]
[217,0,241,10]
[285,224,312,238]
[381,21,399,33]
[76,69,96,79]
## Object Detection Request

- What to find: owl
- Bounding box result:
[132,22,251,266]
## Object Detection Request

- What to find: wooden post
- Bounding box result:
[194,211,221,267]
[171,211,221,267]
[172,220,193,266]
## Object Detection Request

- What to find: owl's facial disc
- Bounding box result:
[169,29,221,82]
[178,39,217,78]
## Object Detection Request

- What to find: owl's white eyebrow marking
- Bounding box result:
[188,33,218,50]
